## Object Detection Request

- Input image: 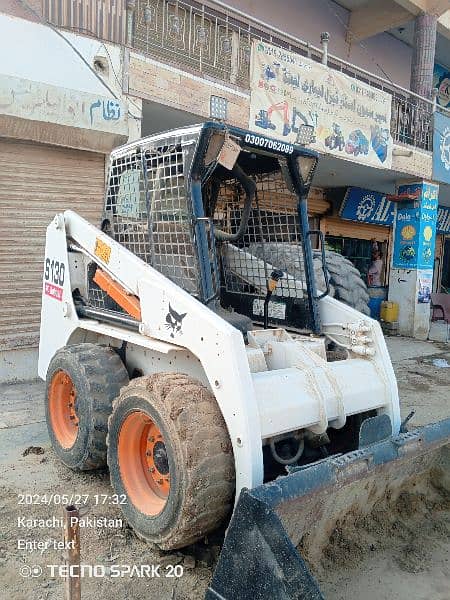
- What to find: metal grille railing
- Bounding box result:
[134,0,253,86]
[44,0,126,44]
[133,0,446,152]
[391,96,433,149]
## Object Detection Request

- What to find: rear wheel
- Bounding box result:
[107,373,234,549]
[45,344,129,470]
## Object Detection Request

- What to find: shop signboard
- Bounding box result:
[417,269,433,304]
[437,205,450,234]
[392,182,439,270]
[433,64,450,109]
[433,111,450,185]
[0,75,128,135]
[339,187,395,225]
[249,40,393,169]
[340,187,449,233]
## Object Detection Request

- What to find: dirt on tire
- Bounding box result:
[107,373,235,550]
[45,343,129,471]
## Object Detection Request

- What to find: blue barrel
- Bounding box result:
[367,286,388,320]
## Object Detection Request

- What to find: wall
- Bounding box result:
[0,13,140,148]
[388,270,431,339]
[0,0,41,21]
[0,13,122,96]
[129,54,249,128]
[220,0,413,89]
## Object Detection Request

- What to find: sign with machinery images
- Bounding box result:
[433,63,450,109]
[392,182,439,270]
[433,110,450,185]
[249,40,393,169]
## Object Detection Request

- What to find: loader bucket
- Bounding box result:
[206,417,450,600]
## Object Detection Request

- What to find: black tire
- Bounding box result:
[319,250,370,315]
[107,373,235,550]
[247,242,370,315]
[45,343,129,471]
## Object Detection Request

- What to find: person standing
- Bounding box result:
[368,242,383,287]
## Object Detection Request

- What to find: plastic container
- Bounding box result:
[380,301,399,323]
[368,297,383,320]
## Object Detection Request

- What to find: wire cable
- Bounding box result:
[44,22,143,117]
[324,0,395,84]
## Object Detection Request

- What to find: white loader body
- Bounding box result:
[39,209,400,497]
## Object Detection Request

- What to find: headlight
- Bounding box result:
[295,124,315,146]
[296,155,317,186]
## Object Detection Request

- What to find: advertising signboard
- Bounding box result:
[392,182,439,270]
[249,40,393,169]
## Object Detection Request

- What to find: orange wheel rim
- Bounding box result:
[48,370,79,449]
[118,410,170,516]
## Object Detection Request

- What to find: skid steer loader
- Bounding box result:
[38,122,449,599]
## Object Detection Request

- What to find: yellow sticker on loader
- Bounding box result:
[94,238,111,264]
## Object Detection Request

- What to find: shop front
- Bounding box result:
[319,187,394,317]
[0,13,132,381]
[435,206,450,292]
[319,185,450,325]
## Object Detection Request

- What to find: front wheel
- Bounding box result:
[107,373,235,549]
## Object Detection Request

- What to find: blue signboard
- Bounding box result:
[339,187,395,225]
[437,205,450,234]
[433,64,450,109]
[418,183,439,269]
[392,182,439,270]
[433,111,450,185]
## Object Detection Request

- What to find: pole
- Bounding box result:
[63,505,81,600]
[320,32,329,66]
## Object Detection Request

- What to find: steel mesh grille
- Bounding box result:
[86,263,124,313]
[86,132,201,309]
[214,167,308,302]
[146,146,199,294]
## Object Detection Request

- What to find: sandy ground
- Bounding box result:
[313,472,450,600]
[0,336,448,600]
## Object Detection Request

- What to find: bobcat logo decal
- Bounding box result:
[165,304,187,338]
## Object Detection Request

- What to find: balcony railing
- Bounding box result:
[44,0,126,44]
[133,0,450,153]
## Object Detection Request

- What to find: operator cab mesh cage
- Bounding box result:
[84,123,316,333]
[86,127,204,311]
[205,154,314,332]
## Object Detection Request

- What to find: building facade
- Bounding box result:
[0,0,449,379]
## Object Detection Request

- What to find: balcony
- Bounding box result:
[131,0,448,153]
